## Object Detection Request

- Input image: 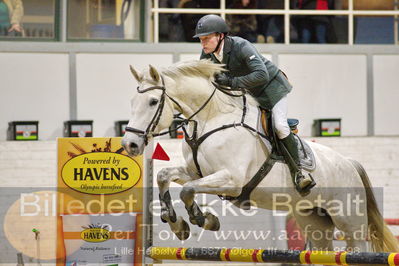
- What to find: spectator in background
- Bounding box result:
[159,0,185,42]
[293,0,334,43]
[227,0,257,43]
[256,0,284,43]
[180,0,220,42]
[0,0,23,36]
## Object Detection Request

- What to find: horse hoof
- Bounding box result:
[177,219,191,240]
[161,213,168,223]
[203,212,220,231]
[172,217,191,241]
[160,211,169,223]
[189,215,205,227]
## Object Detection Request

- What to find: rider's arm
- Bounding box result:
[231,42,269,90]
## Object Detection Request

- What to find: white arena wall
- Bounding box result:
[0,43,398,140]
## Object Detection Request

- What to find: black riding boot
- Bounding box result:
[281,133,315,194]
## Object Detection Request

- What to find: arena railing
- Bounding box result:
[151,0,399,45]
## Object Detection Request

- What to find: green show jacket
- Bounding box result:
[200,36,292,110]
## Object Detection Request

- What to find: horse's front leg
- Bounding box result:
[157,166,198,240]
[180,169,242,231]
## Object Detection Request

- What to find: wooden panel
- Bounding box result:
[342,0,394,10]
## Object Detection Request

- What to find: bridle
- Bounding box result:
[124,75,225,145]
[125,76,179,145]
[125,72,271,178]
[125,74,250,146]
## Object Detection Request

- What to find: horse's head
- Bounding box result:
[122,64,175,156]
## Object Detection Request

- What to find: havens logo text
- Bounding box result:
[81,228,111,243]
[61,152,141,194]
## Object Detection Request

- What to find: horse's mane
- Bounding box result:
[161,59,258,111]
[162,59,225,80]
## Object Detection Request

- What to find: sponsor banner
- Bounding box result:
[0,187,386,263]
[62,213,142,265]
[57,137,143,265]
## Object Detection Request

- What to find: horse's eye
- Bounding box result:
[149,99,159,106]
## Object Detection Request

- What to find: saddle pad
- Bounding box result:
[256,110,316,172]
[294,135,316,172]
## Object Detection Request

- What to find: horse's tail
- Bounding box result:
[349,158,399,252]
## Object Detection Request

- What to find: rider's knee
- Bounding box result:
[275,125,290,139]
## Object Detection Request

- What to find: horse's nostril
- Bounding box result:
[129,142,138,150]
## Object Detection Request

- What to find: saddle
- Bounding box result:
[227,109,316,210]
[260,109,316,171]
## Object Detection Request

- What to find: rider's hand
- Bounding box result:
[215,73,232,87]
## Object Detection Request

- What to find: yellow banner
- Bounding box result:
[57,137,143,215]
[57,137,143,265]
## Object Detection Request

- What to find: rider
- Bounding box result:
[193,14,315,194]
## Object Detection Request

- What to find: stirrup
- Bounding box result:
[297,174,312,189]
[294,172,316,196]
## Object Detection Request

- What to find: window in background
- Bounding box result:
[160,12,206,42]
[352,0,397,44]
[290,15,343,44]
[67,0,143,41]
[153,0,398,45]
[226,0,258,43]
[255,15,285,43]
[247,0,284,43]
[355,16,395,44]
[157,0,219,42]
[290,0,344,44]
[0,0,57,40]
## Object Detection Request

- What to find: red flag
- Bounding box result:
[152,143,170,161]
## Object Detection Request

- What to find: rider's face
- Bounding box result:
[199,33,223,54]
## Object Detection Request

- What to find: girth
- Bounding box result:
[220,155,277,210]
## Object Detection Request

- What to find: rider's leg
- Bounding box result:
[272,96,313,191]
[281,132,312,190]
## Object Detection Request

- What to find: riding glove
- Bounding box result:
[215,73,233,87]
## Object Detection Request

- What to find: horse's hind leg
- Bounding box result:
[293,208,335,251]
[328,188,369,252]
[331,212,369,252]
[157,166,198,240]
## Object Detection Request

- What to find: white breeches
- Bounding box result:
[272,96,291,139]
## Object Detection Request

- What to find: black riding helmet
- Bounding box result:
[193,14,229,38]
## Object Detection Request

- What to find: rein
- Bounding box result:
[125,74,270,177]
[125,75,219,145]
[183,83,269,177]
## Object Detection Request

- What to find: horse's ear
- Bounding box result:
[129,65,143,82]
[149,64,160,83]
